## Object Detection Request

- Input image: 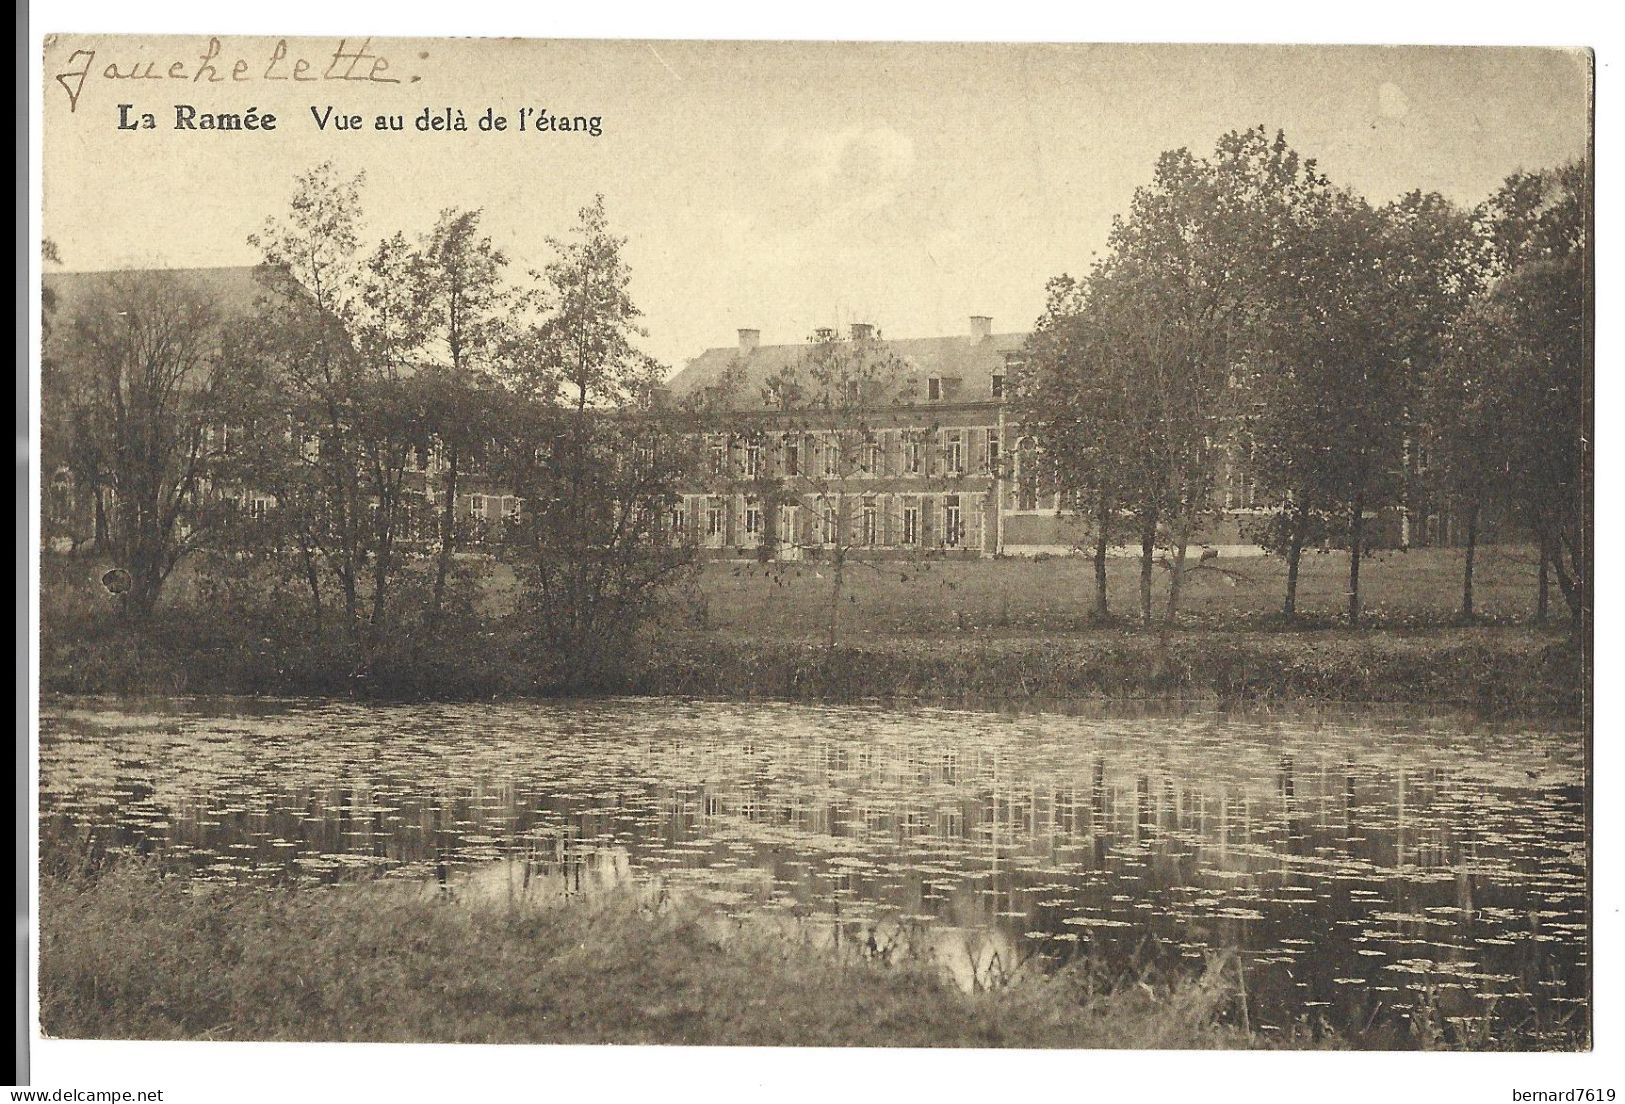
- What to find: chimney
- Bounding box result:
[849,322,875,342]
[737,328,760,354]
[969,316,992,342]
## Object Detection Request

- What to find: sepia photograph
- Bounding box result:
[25,21,1597,1094]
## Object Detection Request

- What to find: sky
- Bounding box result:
[41,38,1591,374]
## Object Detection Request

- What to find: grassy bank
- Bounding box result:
[38,547,1584,712]
[632,629,1583,713]
[40,865,1269,1048]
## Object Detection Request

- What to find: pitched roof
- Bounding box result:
[43,264,293,322]
[667,330,1030,410]
[41,265,307,361]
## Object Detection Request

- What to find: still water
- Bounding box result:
[40,696,1588,1043]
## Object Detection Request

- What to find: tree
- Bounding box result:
[49,271,257,619]
[1471,160,1590,631]
[1423,297,1510,620]
[1012,274,1138,621]
[497,196,695,686]
[1088,128,1308,624]
[747,325,917,650]
[411,208,512,632]
[247,163,436,663]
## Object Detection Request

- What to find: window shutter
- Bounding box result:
[921,495,936,546]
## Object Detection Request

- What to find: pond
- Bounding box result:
[39,696,1588,1045]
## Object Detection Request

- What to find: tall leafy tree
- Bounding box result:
[50,271,259,619]
[412,208,512,631]
[1013,274,1138,621]
[498,196,693,685]
[1471,160,1590,630]
[1092,128,1310,624]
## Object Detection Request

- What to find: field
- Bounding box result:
[38,543,1581,710]
[676,544,1551,638]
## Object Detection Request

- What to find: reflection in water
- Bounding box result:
[40,697,1587,1041]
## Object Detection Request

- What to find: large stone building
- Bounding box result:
[663,318,1269,560]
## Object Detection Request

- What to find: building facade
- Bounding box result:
[663,317,1271,561]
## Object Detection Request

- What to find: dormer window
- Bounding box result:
[927,377,942,401]
[991,374,1005,399]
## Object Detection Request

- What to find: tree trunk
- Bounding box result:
[1093,526,1110,621]
[300,538,323,632]
[92,487,109,552]
[1164,513,1192,626]
[1536,528,1550,624]
[1283,498,1309,619]
[826,544,845,651]
[1346,494,1365,628]
[1138,516,1156,629]
[430,446,460,632]
[370,486,396,641]
[1092,491,1111,619]
[1460,499,1479,620]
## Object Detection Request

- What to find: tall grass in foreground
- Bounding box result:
[41,864,1274,1048]
[39,863,1582,1050]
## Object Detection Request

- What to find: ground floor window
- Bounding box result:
[943,494,962,548]
[743,497,762,544]
[778,504,799,547]
[706,497,724,545]
[861,495,879,546]
[902,496,920,546]
[820,498,838,545]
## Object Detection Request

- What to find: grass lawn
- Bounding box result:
[678,544,1549,639]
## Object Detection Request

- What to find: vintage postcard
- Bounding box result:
[29,31,1594,1095]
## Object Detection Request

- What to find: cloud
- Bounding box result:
[754,126,919,235]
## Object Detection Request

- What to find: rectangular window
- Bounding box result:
[861,434,880,475]
[471,494,489,519]
[927,377,942,401]
[986,429,1000,475]
[709,436,725,475]
[861,496,879,547]
[906,432,924,476]
[778,504,799,547]
[706,498,724,543]
[744,498,762,541]
[901,496,920,546]
[669,504,684,534]
[823,435,840,478]
[783,435,800,476]
[943,495,962,548]
[820,499,838,545]
[845,379,861,405]
[944,429,964,474]
[745,442,761,478]
[991,374,1005,399]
